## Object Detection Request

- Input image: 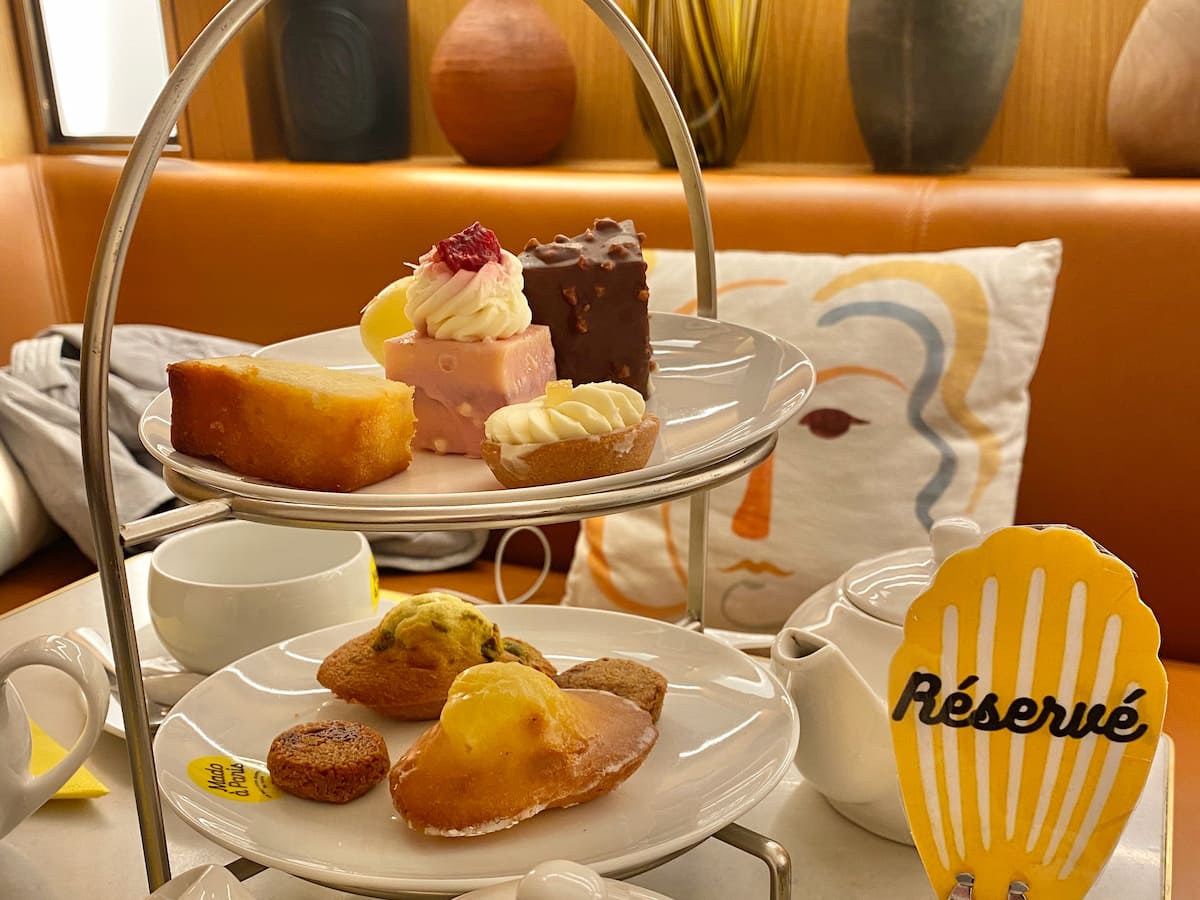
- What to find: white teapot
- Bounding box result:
[770,517,983,844]
[0,635,110,839]
[455,860,673,899]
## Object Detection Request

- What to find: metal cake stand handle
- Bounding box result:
[79,1,787,896]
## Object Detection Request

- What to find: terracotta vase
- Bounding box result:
[430,0,576,166]
[1108,0,1200,176]
[846,0,1023,174]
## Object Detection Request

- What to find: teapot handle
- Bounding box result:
[0,635,110,819]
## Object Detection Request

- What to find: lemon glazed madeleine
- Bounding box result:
[389,662,658,836]
[167,356,415,492]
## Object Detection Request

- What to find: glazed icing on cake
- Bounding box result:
[440,662,588,756]
[484,380,645,445]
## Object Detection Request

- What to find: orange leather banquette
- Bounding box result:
[4,155,1197,651]
[2,154,1198,891]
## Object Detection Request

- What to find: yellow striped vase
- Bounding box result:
[633,0,770,168]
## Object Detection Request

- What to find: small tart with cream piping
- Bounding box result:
[480,379,659,488]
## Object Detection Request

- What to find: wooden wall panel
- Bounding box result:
[165,0,1146,168]
[407,2,453,157]
[0,2,32,158]
[405,0,1146,168]
[977,0,1146,167]
[162,0,283,160]
[735,0,865,165]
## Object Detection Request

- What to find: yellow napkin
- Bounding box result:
[28,719,108,799]
[379,589,411,606]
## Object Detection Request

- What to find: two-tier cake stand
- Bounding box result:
[80,2,808,897]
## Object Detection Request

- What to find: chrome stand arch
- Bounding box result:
[80,1,787,896]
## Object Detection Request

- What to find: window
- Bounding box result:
[14,0,173,147]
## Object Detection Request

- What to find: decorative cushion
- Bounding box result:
[563,240,1062,630]
[0,436,57,575]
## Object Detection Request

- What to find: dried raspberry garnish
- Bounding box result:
[432,222,503,273]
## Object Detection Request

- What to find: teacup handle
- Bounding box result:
[0,635,110,816]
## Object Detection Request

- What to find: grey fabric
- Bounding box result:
[0,325,488,572]
[0,326,257,560]
[372,530,489,572]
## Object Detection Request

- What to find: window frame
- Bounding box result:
[9,0,181,155]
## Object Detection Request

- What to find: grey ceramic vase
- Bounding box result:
[847,0,1023,174]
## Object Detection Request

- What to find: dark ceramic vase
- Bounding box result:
[847,0,1022,174]
[266,0,410,163]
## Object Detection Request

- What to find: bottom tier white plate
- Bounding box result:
[152,606,799,898]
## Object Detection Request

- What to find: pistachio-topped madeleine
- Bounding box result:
[317,591,554,719]
[369,592,502,658]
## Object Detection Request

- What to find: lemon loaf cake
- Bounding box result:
[167,356,415,492]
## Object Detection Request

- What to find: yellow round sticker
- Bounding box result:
[187,756,280,803]
[370,555,381,609]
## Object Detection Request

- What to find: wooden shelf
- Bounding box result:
[240,154,1135,182]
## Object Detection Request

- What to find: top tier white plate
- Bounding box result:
[139,313,813,509]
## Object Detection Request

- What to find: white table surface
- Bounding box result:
[0,553,1172,900]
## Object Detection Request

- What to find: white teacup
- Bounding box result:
[148,520,376,675]
[0,635,109,840]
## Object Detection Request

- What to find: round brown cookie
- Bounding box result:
[553,657,667,722]
[267,720,390,803]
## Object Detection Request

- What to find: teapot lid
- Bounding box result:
[843,518,983,626]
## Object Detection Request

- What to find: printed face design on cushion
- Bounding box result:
[799,407,869,439]
[586,262,1001,630]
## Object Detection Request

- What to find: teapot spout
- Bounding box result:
[772,628,899,807]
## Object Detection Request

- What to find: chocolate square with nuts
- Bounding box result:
[519,217,651,397]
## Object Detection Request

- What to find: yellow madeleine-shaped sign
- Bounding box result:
[889,526,1166,899]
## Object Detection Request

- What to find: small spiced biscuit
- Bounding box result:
[267,720,389,803]
[553,658,667,722]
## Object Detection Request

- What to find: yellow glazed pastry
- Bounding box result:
[389,662,658,836]
[481,380,659,488]
[316,592,552,719]
[359,275,414,365]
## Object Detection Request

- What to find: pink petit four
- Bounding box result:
[385,325,556,457]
